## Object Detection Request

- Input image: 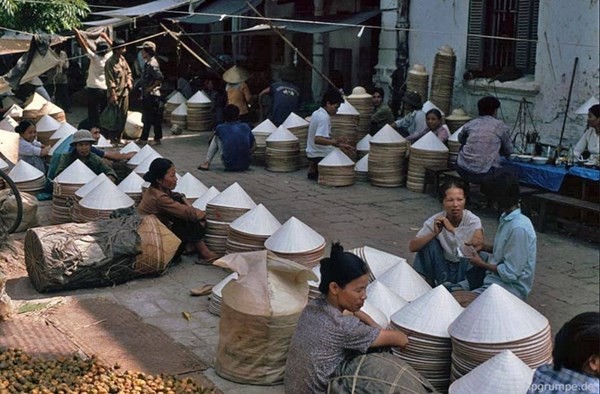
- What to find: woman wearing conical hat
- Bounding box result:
[223,65,252,123]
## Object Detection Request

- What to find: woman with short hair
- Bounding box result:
[16,120,49,173]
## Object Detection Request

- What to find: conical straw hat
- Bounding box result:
[359,245,407,278]
[192,186,220,210]
[36,114,61,132]
[412,131,449,152]
[222,65,249,83]
[355,154,368,171]
[361,300,389,328]
[266,125,298,142]
[134,151,163,175]
[336,100,360,116]
[319,148,354,166]
[188,90,212,104]
[23,92,48,111]
[446,108,471,121]
[282,112,309,129]
[79,179,134,209]
[371,125,406,143]
[166,91,187,104]
[95,134,113,149]
[448,126,463,142]
[265,216,325,253]
[171,102,187,116]
[348,86,371,99]
[120,141,140,154]
[75,173,109,198]
[0,157,10,171]
[357,134,371,151]
[378,260,432,301]
[574,96,599,115]
[0,115,18,132]
[8,160,44,182]
[208,182,256,209]
[45,102,63,115]
[448,284,549,343]
[54,159,97,184]
[230,203,281,236]
[448,350,534,394]
[391,285,463,337]
[48,135,71,156]
[4,104,23,119]
[367,281,408,319]
[118,171,145,193]
[409,64,428,76]
[422,100,444,116]
[252,119,277,134]
[128,144,159,166]
[0,128,19,164]
[173,172,208,198]
[50,122,77,140]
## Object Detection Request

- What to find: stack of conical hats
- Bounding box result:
[318,148,355,187]
[164,91,187,124]
[346,87,373,140]
[282,113,310,167]
[21,93,48,122]
[354,154,369,182]
[430,45,456,116]
[117,171,145,205]
[95,134,113,149]
[368,125,407,187]
[447,127,463,168]
[349,245,404,281]
[44,102,66,123]
[406,64,429,103]
[192,186,220,211]
[423,100,445,117]
[205,182,256,255]
[252,119,277,165]
[448,350,534,394]
[74,173,108,204]
[377,259,432,301]
[124,111,143,139]
[0,115,18,131]
[172,172,208,203]
[445,108,471,133]
[4,105,23,122]
[135,214,182,275]
[52,160,97,224]
[367,281,408,320]
[134,150,163,176]
[127,145,159,169]
[50,122,77,145]
[448,284,553,381]
[360,300,390,329]
[391,286,463,392]
[8,160,46,193]
[265,125,300,172]
[265,216,326,268]
[73,178,135,222]
[0,157,10,171]
[307,265,322,300]
[186,91,212,132]
[170,103,187,131]
[120,141,140,155]
[226,203,282,254]
[356,134,371,160]
[407,131,449,192]
[35,115,61,146]
[209,272,238,316]
[331,100,360,159]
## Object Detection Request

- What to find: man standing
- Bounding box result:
[370,87,394,135]
[138,41,164,145]
[105,38,132,144]
[258,65,301,126]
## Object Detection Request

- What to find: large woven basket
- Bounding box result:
[135,215,181,274]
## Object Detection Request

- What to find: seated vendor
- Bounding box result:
[391,91,426,138]
[137,158,218,264]
[284,242,435,394]
[78,119,136,161]
[573,104,600,160]
[16,120,49,173]
[54,130,117,182]
[406,109,450,144]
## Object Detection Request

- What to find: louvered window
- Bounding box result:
[466,0,539,77]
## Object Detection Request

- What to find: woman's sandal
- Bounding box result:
[197,164,210,171]
[189,284,214,296]
[195,255,219,266]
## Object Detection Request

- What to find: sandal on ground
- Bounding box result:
[195,255,219,266]
[197,164,210,171]
[190,284,214,296]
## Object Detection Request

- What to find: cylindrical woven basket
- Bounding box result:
[135,215,182,274]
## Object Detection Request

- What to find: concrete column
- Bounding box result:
[311,0,325,101]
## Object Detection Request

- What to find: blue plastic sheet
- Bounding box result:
[503,160,567,192]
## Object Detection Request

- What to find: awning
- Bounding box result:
[82,17,133,28]
[94,0,203,18]
[175,0,262,25]
[182,24,284,36]
[0,31,66,55]
[273,10,380,34]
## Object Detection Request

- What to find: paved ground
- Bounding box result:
[2,110,599,393]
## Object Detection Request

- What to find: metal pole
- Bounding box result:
[558,57,579,147]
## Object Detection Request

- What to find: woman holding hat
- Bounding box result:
[138,158,218,264]
[223,65,252,123]
[16,120,50,173]
[55,129,117,182]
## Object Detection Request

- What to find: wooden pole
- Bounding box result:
[160,23,211,68]
[558,57,578,147]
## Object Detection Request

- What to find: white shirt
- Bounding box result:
[306,107,335,159]
[19,137,42,158]
[85,49,112,89]
[573,128,600,158]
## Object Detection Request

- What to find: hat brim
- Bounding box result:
[71,138,96,145]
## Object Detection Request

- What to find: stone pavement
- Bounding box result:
[4,124,599,393]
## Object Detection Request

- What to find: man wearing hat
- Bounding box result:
[258,65,301,126]
[223,65,252,123]
[55,130,117,182]
[105,37,133,144]
[391,91,426,138]
[137,41,164,145]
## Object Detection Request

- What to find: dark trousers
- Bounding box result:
[49,83,70,111]
[87,87,107,126]
[140,95,163,141]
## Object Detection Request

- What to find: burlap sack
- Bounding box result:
[0,189,38,233]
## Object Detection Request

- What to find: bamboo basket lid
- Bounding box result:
[118,171,144,194]
[50,122,77,140]
[266,125,298,142]
[187,90,212,105]
[360,300,389,329]
[166,91,187,104]
[134,151,163,176]
[265,216,325,254]
[36,114,61,132]
[378,260,432,301]
[0,115,18,131]
[366,281,408,319]
[357,134,371,151]
[371,125,406,144]
[319,148,354,166]
[282,112,310,129]
[252,119,277,135]
[171,102,187,116]
[75,174,109,199]
[8,160,44,182]
[128,145,159,166]
[411,131,449,152]
[54,159,97,184]
[23,92,48,111]
[120,141,140,154]
[192,186,221,211]
[79,180,134,210]
[95,135,113,149]
[207,182,256,210]
[229,203,281,236]
[172,172,208,200]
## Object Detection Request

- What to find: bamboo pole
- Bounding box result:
[160,23,211,68]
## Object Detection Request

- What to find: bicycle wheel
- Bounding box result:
[0,169,23,234]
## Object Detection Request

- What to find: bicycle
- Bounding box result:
[0,168,23,234]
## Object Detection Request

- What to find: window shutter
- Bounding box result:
[466,0,486,71]
[515,0,539,73]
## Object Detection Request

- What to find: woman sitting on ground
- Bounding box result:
[16,120,50,173]
[406,108,450,144]
[55,129,117,182]
[284,242,435,394]
[409,179,485,290]
[137,158,218,264]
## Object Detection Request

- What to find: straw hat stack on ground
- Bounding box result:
[317,148,355,187]
[4,105,23,122]
[186,90,213,132]
[21,93,48,123]
[282,113,310,167]
[447,127,463,168]
[349,245,405,282]
[170,103,187,131]
[330,100,360,159]
[117,171,145,205]
[391,286,464,392]
[445,108,471,133]
[72,178,135,223]
[95,135,113,149]
[407,131,450,192]
[346,87,373,140]
[368,124,408,187]
[35,115,61,146]
[209,272,238,316]
[192,186,220,211]
[51,160,97,224]
[252,119,277,165]
[366,281,408,321]
[172,172,208,204]
[0,157,9,172]
[127,144,159,169]
[204,182,256,255]
[134,150,163,177]
[45,102,66,123]
[226,203,282,254]
[356,134,371,160]
[120,141,140,155]
[49,122,77,147]
[124,111,143,140]
[307,265,322,300]
[429,45,457,116]
[448,284,553,381]
[265,216,325,268]
[163,91,187,125]
[265,125,300,172]
[0,115,19,131]
[406,64,430,104]
[7,160,46,193]
[377,258,432,301]
[73,174,108,205]
[354,154,369,182]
